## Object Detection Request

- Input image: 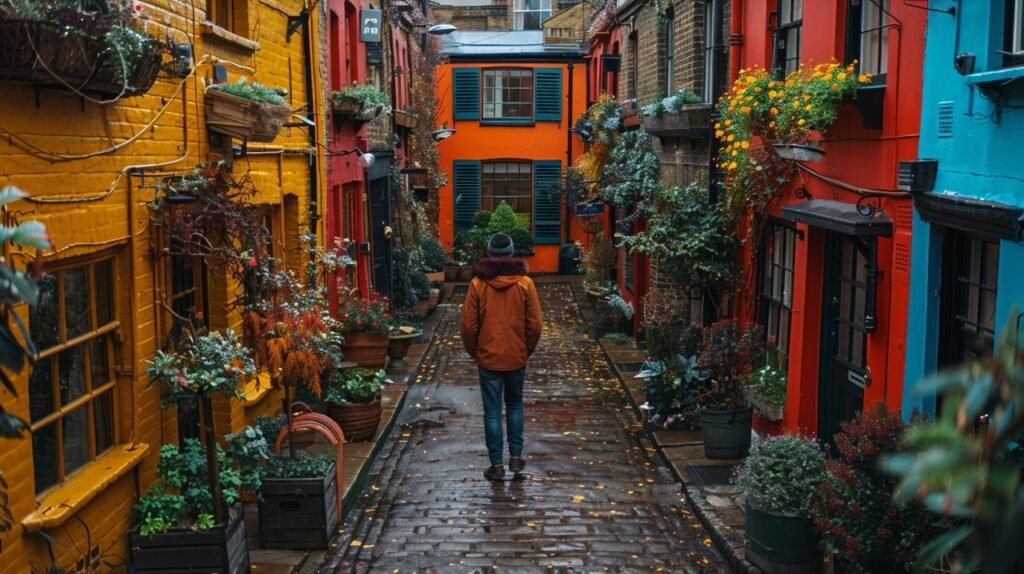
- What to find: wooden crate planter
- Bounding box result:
[259,462,339,549]
[332,100,382,122]
[205,88,292,142]
[0,19,161,100]
[129,505,249,574]
[640,104,713,138]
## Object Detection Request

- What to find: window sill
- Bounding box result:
[480,120,536,127]
[965,65,1024,87]
[23,443,150,533]
[243,372,273,408]
[201,21,261,53]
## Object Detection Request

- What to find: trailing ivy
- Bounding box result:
[602,130,662,218]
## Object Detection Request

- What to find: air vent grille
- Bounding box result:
[937,101,954,138]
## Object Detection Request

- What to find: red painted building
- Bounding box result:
[731,0,925,441]
[326,0,373,296]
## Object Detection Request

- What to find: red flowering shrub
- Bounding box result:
[696,319,765,409]
[337,292,392,334]
[809,404,938,572]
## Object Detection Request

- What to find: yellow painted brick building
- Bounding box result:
[0,1,328,571]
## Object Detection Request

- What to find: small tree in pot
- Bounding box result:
[735,435,827,572]
[696,319,766,459]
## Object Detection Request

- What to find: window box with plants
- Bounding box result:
[331,83,388,123]
[323,368,391,442]
[418,235,448,284]
[394,107,419,129]
[0,1,162,100]
[205,78,292,142]
[735,435,827,572]
[746,347,787,422]
[639,90,712,138]
[131,329,260,573]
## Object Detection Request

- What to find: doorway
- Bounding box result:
[818,233,869,446]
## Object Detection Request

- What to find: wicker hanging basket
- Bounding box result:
[204,88,292,142]
[0,19,162,100]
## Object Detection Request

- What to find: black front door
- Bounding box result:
[819,233,869,446]
[368,174,392,298]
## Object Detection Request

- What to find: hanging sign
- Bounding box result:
[360,9,382,42]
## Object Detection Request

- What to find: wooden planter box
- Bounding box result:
[129,505,249,573]
[259,462,339,549]
[205,88,292,142]
[332,99,382,121]
[640,104,713,138]
[0,19,161,100]
[394,109,419,129]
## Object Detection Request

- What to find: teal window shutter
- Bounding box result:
[453,161,481,232]
[534,68,562,122]
[533,161,562,244]
[453,68,480,121]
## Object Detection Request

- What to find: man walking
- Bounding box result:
[460,232,543,480]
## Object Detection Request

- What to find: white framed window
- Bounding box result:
[482,69,534,120]
[1006,0,1024,66]
[854,0,889,76]
[774,0,802,76]
[514,0,551,30]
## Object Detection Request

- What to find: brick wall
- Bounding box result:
[0,1,326,570]
[430,4,509,30]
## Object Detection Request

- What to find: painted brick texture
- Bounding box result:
[0,1,326,571]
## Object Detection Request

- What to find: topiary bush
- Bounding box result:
[735,435,827,516]
[487,202,521,233]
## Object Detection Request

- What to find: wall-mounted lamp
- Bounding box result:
[339,147,376,168]
[285,114,316,128]
[431,128,456,142]
[426,24,457,35]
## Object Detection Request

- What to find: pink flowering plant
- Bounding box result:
[337,292,392,334]
[147,329,257,405]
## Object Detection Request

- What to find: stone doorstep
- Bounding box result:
[250,309,440,573]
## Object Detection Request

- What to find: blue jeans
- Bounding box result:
[478,366,525,466]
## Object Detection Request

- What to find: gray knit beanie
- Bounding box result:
[486,233,515,258]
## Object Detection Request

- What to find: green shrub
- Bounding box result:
[472,210,493,228]
[417,235,447,272]
[264,451,335,480]
[735,435,827,515]
[209,77,287,106]
[488,202,521,233]
[508,227,533,256]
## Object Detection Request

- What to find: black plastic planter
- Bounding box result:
[129,505,249,573]
[258,462,339,549]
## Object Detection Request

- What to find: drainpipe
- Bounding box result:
[565,60,574,244]
[298,9,321,281]
[708,0,727,204]
[729,0,743,80]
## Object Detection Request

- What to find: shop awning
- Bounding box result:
[913,191,1024,242]
[781,200,893,237]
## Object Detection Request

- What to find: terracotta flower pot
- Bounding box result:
[457,266,474,281]
[427,289,440,310]
[327,400,382,442]
[417,299,430,318]
[340,331,389,368]
[444,265,459,282]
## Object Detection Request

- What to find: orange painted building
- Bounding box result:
[434,30,590,272]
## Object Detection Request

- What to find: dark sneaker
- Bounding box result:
[509,456,525,473]
[483,464,505,480]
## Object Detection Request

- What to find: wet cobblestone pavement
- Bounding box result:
[317,281,728,574]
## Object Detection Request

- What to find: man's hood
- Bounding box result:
[473,258,529,290]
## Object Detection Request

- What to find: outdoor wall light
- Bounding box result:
[339,148,376,168]
[426,24,457,35]
[431,128,456,142]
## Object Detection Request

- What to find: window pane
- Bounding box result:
[59,346,87,404]
[64,266,92,339]
[94,391,115,455]
[781,0,792,24]
[31,273,60,351]
[94,259,115,326]
[33,423,58,493]
[90,338,112,385]
[29,358,55,422]
[63,406,90,476]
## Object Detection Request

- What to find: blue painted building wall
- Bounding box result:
[903,0,1024,418]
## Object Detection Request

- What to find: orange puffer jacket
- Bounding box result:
[460,258,543,372]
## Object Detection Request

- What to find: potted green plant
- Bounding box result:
[337,292,393,368]
[130,422,265,573]
[0,1,161,100]
[323,368,391,442]
[387,325,422,369]
[331,83,389,121]
[735,435,827,572]
[695,319,766,459]
[640,89,711,137]
[257,449,339,549]
[205,78,292,142]
[418,235,448,284]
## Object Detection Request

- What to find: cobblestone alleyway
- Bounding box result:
[317,281,727,573]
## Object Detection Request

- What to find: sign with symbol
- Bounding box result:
[360,9,382,42]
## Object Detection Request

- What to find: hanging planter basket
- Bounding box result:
[772,143,826,163]
[205,88,292,142]
[332,99,383,122]
[394,109,419,129]
[0,19,162,100]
